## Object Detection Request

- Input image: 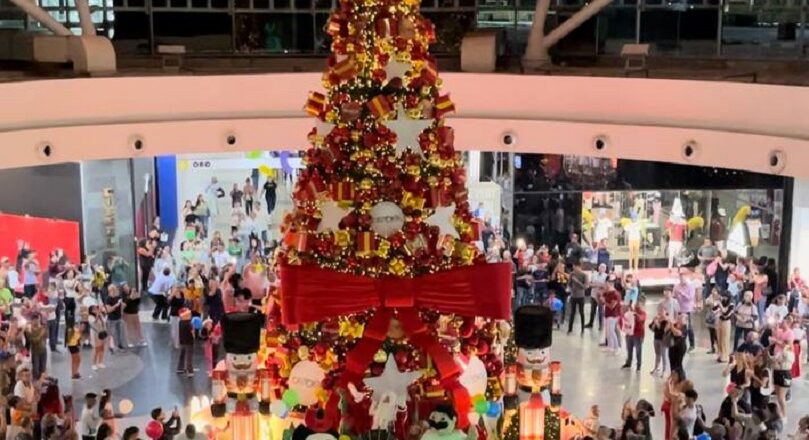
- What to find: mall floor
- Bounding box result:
[46,297,809,438]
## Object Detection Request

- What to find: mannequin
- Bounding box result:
[625,210,641,272]
[711,208,727,253]
[593,209,613,245]
[665,197,687,271]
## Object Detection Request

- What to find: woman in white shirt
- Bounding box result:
[62,268,80,349]
[765,294,789,326]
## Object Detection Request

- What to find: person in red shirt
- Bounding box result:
[621,301,647,371]
[603,287,622,354]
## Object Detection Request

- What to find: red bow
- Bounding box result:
[279,262,512,429]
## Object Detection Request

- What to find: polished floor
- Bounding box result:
[47,300,809,437]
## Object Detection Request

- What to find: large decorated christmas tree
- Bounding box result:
[263,0,512,436]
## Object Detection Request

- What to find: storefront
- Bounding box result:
[513,154,791,282]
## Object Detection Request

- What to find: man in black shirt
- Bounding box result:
[260,178,277,216]
[564,233,584,269]
[137,239,156,292]
[105,285,125,351]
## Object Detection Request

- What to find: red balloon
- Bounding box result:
[145,420,164,439]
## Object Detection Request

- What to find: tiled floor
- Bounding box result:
[46,302,809,438]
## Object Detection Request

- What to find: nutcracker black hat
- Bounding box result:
[514,305,553,350]
[221,311,263,354]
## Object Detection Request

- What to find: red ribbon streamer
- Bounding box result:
[279,262,512,430]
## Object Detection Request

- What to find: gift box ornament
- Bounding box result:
[375,16,399,38]
[332,58,358,81]
[356,231,377,257]
[367,95,394,119]
[340,101,363,122]
[434,95,456,119]
[331,181,356,202]
[304,92,327,117]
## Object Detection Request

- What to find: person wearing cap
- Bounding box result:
[79,393,101,440]
[177,308,195,377]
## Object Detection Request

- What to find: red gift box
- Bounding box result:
[420,59,438,84]
[331,181,355,202]
[436,126,454,149]
[356,231,376,257]
[375,16,399,38]
[304,91,326,117]
[367,95,394,119]
[429,187,449,208]
[331,58,357,81]
[326,13,346,37]
[434,94,455,119]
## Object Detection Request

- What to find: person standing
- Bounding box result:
[25,316,48,380]
[105,285,126,351]
[587,263,608,329]
[622,300,647,371]
[668,314,688,379]
[243,177,255,217]
[734,291,758,350]
[151,407,182,440]
[168,287,186,349]
[22,256,39,299]
[149,267,175,321]
[604,286,622,354]
[261,177,277,216]
[88,305,109,370]
[704,288,721,354]
[79,393,101,440]
[62,267,80,347]
[567,262,589,334]
[122,284,146,347]
[137,239,156,293]
[177,309,195,377]
[204,176,223,220]
[716,294,733,363]
[672,273,696,352]
[649,307,669,377]
[67,320,84,379]
[43,283,60,352]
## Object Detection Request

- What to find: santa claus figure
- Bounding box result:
[514,305,553,403]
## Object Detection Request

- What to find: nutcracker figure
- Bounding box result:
[514,306,553,403]
[211,310,265,418]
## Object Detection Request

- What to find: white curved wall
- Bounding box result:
[2,72,808,176]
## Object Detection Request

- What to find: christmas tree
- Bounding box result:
[263,0,512,433]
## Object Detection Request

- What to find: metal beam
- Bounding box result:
[76,0,97,35]
[8,0,72,36]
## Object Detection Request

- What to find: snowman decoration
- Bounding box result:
[514,305,553,403]
[421,405,477,440]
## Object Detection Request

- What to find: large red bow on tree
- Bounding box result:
[279,262,512,429]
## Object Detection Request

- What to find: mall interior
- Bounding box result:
[3,0,809,438]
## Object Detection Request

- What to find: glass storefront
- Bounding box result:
[513,153,791,277]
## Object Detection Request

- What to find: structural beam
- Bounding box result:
[7,0,72,36]
[523,0,614,67]
[76,0,97,36]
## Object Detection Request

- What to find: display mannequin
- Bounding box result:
[593,209,613,245]
[665,198,687,271]
[625,210,641,272]
[711,208,727,253]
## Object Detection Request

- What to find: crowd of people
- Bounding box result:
[486,230,809,440]
[2,195,809,440]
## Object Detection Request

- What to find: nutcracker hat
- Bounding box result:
[514,305,553,350]
[221,311,263,354]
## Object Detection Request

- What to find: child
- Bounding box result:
[544,292,564,329]
[177,308,195,377]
